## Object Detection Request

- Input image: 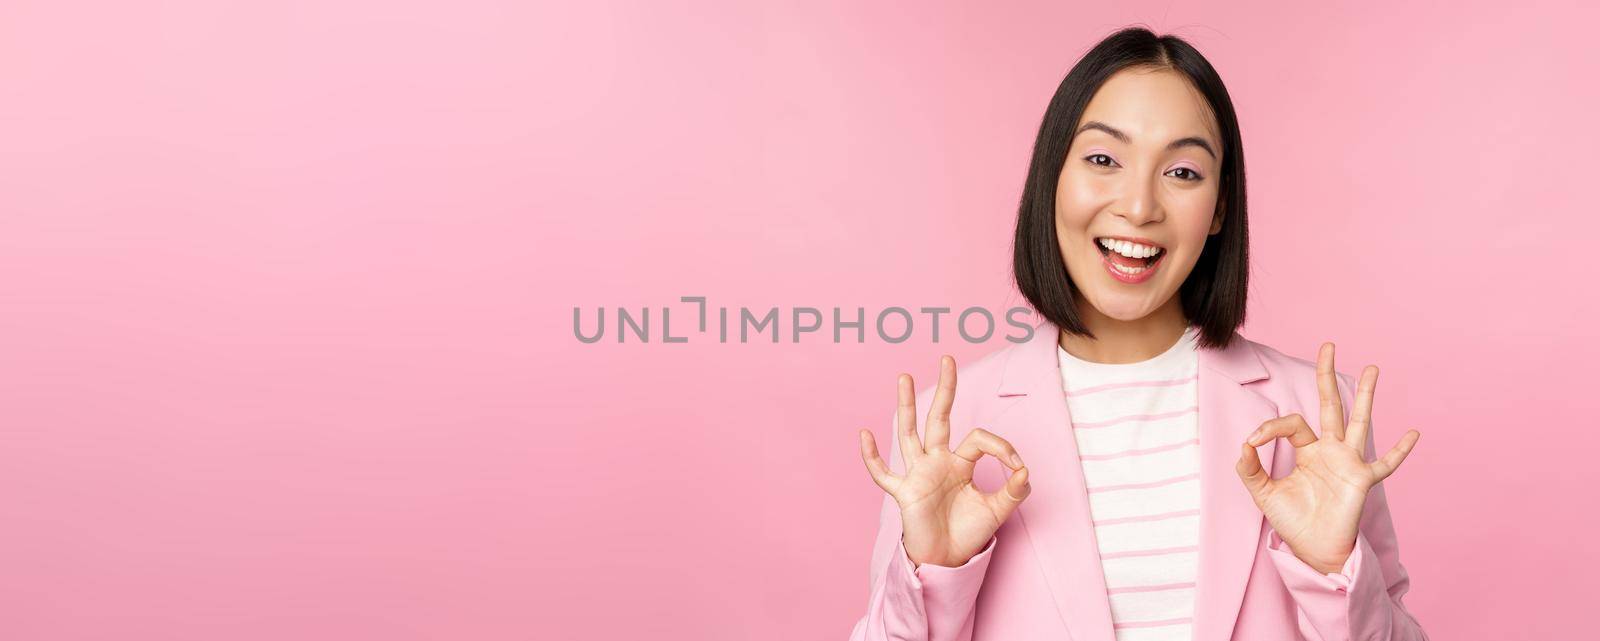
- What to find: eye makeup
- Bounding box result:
[1167,161,1204,180]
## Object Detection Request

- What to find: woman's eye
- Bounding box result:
[1085,154,1117,167]
[1168,167,1203,182]
[1083,155,1201,181]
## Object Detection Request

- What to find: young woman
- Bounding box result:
[848,28,1428,641]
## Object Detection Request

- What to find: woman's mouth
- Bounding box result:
[1095,237,1166,284]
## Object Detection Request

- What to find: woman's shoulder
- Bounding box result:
[921,337,1017,396]
[1235,334,1361,399]
[903,338,1027,415]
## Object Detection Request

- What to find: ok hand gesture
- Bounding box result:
[1235,343,1422,574]
[858,356,1032,569]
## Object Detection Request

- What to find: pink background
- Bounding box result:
[2,1,1596,639]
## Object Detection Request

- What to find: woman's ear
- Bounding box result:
[1209,201,1226,235]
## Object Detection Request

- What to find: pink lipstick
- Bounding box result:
[1096,238,1166,284]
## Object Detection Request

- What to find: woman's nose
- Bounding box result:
[1112,173,1163,224]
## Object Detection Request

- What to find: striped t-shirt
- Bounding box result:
[1058,325,1201,641]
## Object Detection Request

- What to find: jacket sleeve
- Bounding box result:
[848,412,995,641]
[1264,372,1429,641]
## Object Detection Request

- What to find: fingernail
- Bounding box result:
[1248,428,1262,442]
[1011,453,1024,468]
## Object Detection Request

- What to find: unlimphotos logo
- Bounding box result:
[574,296,1037,344]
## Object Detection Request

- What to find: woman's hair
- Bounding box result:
[1012,26,1248,350]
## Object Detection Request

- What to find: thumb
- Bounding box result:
[987,466,1031,520]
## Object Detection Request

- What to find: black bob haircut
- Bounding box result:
[1012,26,1248,351]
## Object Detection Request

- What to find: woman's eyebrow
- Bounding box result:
[1077,120,1217,159]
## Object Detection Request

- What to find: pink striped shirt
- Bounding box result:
[1058,325,1201,641]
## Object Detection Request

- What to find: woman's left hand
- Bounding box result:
[1234,342,1421,574]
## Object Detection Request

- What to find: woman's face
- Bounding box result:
[1055,66,1225,322]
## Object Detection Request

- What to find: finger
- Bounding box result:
[985,465,1031,521]
[859,429,903,495]
[1370,429,1420,481]
[1247,414,1318,449]
[1235,441,1272,499]
[1344,365,1378,451]
[894,373,925,468]
[924,355,956,450]
[953,428,1025,470]
[1316,342,1346,442]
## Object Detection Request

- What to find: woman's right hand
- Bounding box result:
[858,355,1032,569]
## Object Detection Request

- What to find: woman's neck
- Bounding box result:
[1058,296,1189,364]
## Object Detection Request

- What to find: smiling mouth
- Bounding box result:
[1094,238,1165,268]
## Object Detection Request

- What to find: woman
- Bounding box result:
[848,28,1428,641]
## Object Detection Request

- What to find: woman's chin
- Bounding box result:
[1087,293,1163,322]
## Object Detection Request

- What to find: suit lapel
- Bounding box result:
[1192,329,1279,641]
[995,321,1115,641]
[995,322,1278,641]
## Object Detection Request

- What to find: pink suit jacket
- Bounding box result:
[848,322,1428,641]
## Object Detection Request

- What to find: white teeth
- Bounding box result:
[1098,237,1161,258]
